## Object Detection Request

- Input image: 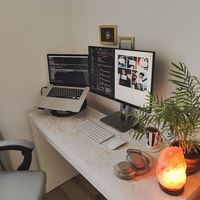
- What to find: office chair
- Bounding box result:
[0,139,46,200]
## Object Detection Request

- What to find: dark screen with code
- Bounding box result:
[88,46,115,99]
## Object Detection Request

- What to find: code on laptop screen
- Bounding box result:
[47,54,89,87]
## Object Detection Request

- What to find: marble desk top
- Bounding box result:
[29,106,200,200]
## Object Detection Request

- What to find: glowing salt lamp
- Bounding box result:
[156,146,186,195]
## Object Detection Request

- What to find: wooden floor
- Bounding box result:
[44,174,107,200]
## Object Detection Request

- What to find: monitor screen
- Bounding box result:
[115,49,155,108]
[88,46,115,99]
[88,47,155,108]
[47,54,89,87]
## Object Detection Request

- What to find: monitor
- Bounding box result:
[47,54,89,87]
[88,46,155,132]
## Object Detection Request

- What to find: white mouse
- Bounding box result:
[108,137,127,150]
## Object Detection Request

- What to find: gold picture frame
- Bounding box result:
[99,25,117,45]
[119,36,135,50]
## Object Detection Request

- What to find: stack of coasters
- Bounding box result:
[127,152,145,169]
[126,149,153,176]
[114,161,136,180]
[114,149,154,180]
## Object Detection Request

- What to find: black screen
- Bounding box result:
[88,46,115,99]
[48,54,89,87]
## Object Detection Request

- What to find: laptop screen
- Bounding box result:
[47,54,89,87]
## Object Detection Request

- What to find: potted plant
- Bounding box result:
[132,62,200,174]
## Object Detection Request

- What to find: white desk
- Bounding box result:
[29,106,200,200]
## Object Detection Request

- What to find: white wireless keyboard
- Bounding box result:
[74,120,114,144]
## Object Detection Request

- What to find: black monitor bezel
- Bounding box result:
[47,54,88,86]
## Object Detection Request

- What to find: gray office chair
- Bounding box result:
[0,139,46,200]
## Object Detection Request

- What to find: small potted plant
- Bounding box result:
[132,62,200,174]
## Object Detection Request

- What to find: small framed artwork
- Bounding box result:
[119,36,135,50]
[99,25,117,45]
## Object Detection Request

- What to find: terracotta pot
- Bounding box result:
[185,157,200,175]
[170,141,200,175]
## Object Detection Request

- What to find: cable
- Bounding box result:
[40,86,48,95]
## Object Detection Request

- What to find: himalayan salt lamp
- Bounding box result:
[156,146,186,195]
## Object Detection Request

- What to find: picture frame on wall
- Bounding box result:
[99,25,117,45]
[119,36,135,50]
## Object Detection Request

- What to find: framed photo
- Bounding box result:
[99,25,117,45]
[119,36,135,50]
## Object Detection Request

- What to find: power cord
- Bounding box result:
[40,86,48,95]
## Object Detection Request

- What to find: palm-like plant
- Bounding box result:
[133,62,200,156]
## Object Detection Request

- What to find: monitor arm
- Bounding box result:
[0,140,34,170]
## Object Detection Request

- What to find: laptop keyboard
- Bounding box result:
[47,87,83,99]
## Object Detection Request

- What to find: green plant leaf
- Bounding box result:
[130,62,200,154]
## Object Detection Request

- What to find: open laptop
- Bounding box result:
[37,54,90,113]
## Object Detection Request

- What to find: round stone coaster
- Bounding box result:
[127,152,145,169]
[114,161,136,180]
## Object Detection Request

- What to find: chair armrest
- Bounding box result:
[0,140,34,170]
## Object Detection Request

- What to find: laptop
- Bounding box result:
[37,54,90,113]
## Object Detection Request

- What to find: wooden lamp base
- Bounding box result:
[159,183,184,196]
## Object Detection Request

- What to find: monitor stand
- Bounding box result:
[100,104,134,132]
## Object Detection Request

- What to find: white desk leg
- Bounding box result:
[29,121,78,192]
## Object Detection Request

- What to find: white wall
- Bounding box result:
[0,0,75,169]
[67,0,200,112]
[1,0,200,168]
